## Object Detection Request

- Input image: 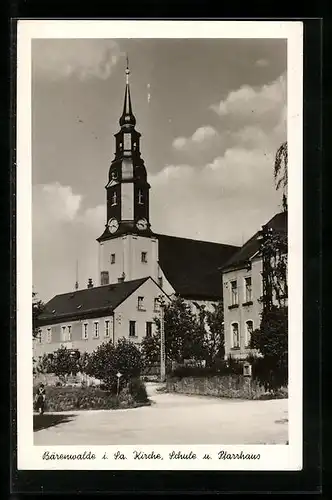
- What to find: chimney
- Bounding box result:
[87,278,94,289]
[117,272,126,284]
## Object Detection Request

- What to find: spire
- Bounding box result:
[119,55,136,127]
[75,259,79,290]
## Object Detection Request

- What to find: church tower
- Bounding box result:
[97,60,159,286]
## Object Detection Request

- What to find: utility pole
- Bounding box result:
[160,301,166,382]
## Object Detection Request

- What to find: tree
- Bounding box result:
[33,353,54,377]
[202,301,225,367]
[141,333,160,368]
[154,296,205,364]
[32,290,45,338]
[274,141,288,212]
[85,338,143,391]
[251,220,288,392]
[259,225,288,311]
[249,306,288,391]
[48,346,82,382]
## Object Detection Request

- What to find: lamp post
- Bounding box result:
[159,300,166,383]
[116,372,122,396]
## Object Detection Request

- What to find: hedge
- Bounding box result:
[33,378,149,412]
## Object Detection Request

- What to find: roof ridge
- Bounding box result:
[156,232,240,248]
[46,276,149,301]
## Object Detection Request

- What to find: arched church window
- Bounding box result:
[111,191,117,206]
[138,189,144,205]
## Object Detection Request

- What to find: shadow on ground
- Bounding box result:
[33,414,76,432]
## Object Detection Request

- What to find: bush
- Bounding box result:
[85,338,143,391]
[128,378,148,403]
[32,384,151,412]
[118,387,135,408]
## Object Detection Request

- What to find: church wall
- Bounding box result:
[98,234,161,285]
[98,237,126,284]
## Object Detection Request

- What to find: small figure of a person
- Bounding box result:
[35,383,46,414]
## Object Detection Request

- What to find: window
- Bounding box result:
[129,320,136,337]
[93,321,99,339]
[245,320,254,346]
[154,298,160,312]
[111,191,117,206]
[61,325,72,342]
[61,326,67,342]
[110,253,116,264]
[46,328,52,343]
[231,322,240,348]
[244,277,252,303]
[141,251,147,263]
[138,189,144,204]
[138,296,145,311]
[124,133,131,150]
[158,276,163,288]
[36,330,42,344]
[146,322,153,337]
[105,320,110,338]
[230,280,238,306]
[100,271,109,285]
[82,323,89,340]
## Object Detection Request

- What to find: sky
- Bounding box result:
[31,38,287,302]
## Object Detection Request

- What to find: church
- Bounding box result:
[34,63,240,358]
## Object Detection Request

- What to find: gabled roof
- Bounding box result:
[37,277,150,326]
[221,211,287,272]
[156,233,239,300]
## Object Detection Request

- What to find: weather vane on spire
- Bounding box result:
[125,54,130,84]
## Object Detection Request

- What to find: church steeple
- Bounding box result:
[119,57,136,128]
[97,58,151,243]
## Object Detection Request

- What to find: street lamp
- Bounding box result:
[157,296,166,383]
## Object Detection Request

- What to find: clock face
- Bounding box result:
[136,218,148,231]
[108,218,119,234]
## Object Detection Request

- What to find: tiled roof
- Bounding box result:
[37,277,149,326]
[156,234,239,300]
[221,211,288,272]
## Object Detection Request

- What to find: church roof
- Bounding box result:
[37,277,150,326]
[156,234,239,300]
[221,211,288,272]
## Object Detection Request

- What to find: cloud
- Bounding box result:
[32,182,104,301]
[150,147,281,244]
[32,39,123,81]
[255,59,269,67]
[210,74,286,130]
[172,125,218,151]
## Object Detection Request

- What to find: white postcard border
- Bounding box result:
[16,20,303,471]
